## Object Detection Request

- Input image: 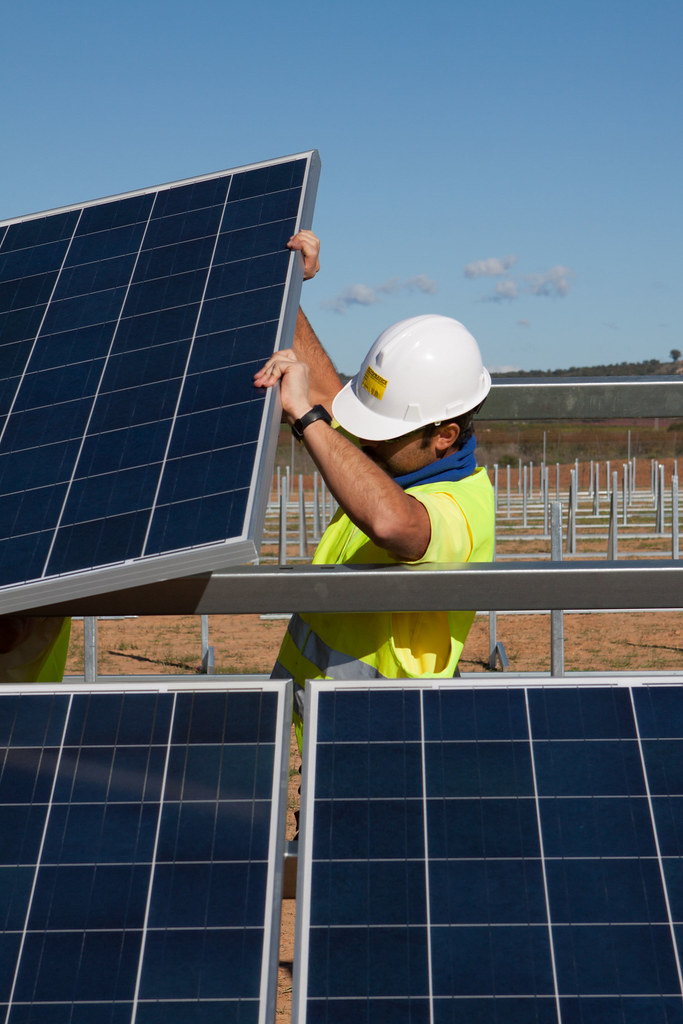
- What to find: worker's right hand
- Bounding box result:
[287,230,320,280]
[253,349,313,423]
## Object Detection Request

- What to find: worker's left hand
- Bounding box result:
[287,230,320,280]
[254,349,312,422]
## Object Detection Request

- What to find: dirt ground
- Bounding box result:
[65,609,683,680]
[64,607,683,1019]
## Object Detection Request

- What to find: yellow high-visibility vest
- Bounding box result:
[0,617,72,683]
[273,468,495,748]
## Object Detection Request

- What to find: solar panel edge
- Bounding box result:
[0,151,320,230]
[0,537,259,616]
[293,679,683,1021]
[261,676,294,1024]
[0,679,293,1018]
[239,193,312,554]
[0,151,320,611]
[291,680,323,1024]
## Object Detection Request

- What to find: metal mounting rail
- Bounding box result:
[486,376,683,419]
[19,560,683,617]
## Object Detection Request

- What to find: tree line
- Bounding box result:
[499,351,682,378]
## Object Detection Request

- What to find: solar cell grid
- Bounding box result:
[0,680,291,1023]
[0,151,319,612]
[295,680,683,1024]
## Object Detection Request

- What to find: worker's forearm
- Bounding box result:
[300,421,430,561]
[293,309,343,413]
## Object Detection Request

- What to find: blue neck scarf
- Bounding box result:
[394,434,478,490]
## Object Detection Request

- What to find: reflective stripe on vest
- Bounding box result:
[286,613,387,682]
[272,612,389,725]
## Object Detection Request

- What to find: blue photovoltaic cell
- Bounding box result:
[295,682,683,1024]
[0,681,289,1022]
[0,152,319,602]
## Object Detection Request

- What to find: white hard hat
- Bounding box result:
[332,314,491,441]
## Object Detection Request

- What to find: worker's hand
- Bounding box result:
[288,229,320,280]
[254,350,313,422]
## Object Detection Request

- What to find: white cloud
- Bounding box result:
[324,275,437,314]
[464,255,517,278]
[526,265,575,297]
[468,259,576,303]
[406,274,438,295]
[482,279,519,303]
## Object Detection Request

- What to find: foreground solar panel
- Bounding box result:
[294,679,683,1023]
[0,151,319,613]
[0,678,291,1022]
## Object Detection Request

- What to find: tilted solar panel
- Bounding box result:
[0,678,291,1023]
[294,679,683,1024]
[0,152,319,613]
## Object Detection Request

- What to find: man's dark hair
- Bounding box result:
[424,398,487,454]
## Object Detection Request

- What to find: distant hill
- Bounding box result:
[495,358,683,378]
[339,359,682,382]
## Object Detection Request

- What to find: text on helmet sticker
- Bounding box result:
[361,366,388,400]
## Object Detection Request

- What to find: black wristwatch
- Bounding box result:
[291,404,332,442]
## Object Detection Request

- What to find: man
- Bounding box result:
[255,232,494,748]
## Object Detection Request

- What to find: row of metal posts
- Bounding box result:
[275,457,680,561]
[81,458,680,680]
[274,467,338,565]
[492,458,680,557]
[82,613,215,683]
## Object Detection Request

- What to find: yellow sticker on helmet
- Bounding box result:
[361,366,388,400]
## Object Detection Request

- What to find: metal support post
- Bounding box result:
[298,475,308,558]
[278,478,288,565]
[550,502,565,677]
[84,617,97,683]
[488,526,509,671]
[522,465,528,528]
[607,472,619,560]
[540,461,546,503]
[312,472,321,542]
[592,463,600,517]
[200,615,214,674]
[673,476,679,560]
[657,465,665,534]
[566,469,576,555]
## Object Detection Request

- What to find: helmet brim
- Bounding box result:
[332,379,431,441]
[332,368,492,442]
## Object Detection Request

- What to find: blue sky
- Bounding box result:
[2,0,681,375]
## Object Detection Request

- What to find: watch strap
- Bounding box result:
[291,404,332,441]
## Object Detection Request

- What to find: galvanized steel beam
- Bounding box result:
[20,560,683,617]
[486,377,683,419]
